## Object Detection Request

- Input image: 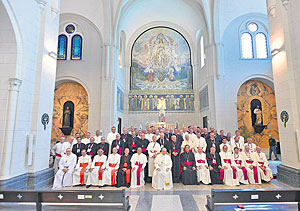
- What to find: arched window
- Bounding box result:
[240,22,269,59]
[256,33,268,59]
[71,34,82,60]
[200,36,205,68]
[241,33,253,59]
[57,34,67,60]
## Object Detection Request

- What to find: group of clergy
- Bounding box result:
[52,125,273,190]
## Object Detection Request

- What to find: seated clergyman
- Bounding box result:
[241,146,261,184]
[52,148,77,189]
[86,148,107,188]
[152,148,173,190]
[131,147,148,188]
[116,148,132,188]
[194,147,211,184]
[104,147,121,186]
[180,145,197,185]
[72,149,92,186]
[254,146,273,182]
[207,147,223,184]
[220,145,239,186]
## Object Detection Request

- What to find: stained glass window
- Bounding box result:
[65,24,75,34]
[71,34,82,60]
[57,34,67,60]
[241,33,253,59]
[256,33,268,59]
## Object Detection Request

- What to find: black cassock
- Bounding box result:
[180,151,197,185]
[127,136,138,155]
[97,142,109,156]
[111,139,126,155]
[72,143,86,157]
[207,152,223,184]
[86,143,98,159]
[137,138,150,183]
[206,138,220,154]
[116,154,131,187]
[170,140,181,183]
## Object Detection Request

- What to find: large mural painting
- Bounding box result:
[130,27,194,111]
[237,80,279,148]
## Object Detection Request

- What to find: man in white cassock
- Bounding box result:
[147,135,161,178]
[94,130,102,144]
[254,146,273,182]
[145,127,154,141]
[86,148,107,188]
[231,136,244,153]
[73,149,92,186]
[104,147,120,186]
[152,148,173,190]
[62,136,76,154]
[220,145,239,186]
[51,136,65,174]
[131,147,148,188]
[219,138,232,153]
[244,138,256,153]
[52,148,77,189]
[194,147,211,184]
[181,134,194,153]
[230,130,245,145]
[232,147,249,184]
[241,145,261,184]
[194,132,207,153]
[107,126,118,154]
[82,132,91,145]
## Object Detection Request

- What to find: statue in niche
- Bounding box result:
[158,107,166,123]
[63,106,72,128]
[254,105,263,125]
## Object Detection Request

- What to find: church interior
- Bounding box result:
[1,0,300,210]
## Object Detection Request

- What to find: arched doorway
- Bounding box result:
[51,82,89,143]
[237,80,279,147]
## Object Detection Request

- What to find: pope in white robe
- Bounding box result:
[104,147,120,186]
[131,147,148,188]
[194,147,211,184]
[86,148,107,187]
[194,133,207,153]
[73,149,92,186]
[147,136,161,177]
[254,146,273,182]
[241,146,261,184]
[52,148,77,189]
[220,145,239,186]
[152,148,173,190]
[232,147,249,185]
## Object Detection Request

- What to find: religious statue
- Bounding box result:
[63,106,72,127]
[254,105,262,125]
[158,107,165,123]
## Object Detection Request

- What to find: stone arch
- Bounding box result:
[51,81,89,143]
[237,79,279,147]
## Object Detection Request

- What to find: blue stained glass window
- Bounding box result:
[57,34,67,60]
[71,34,82,60]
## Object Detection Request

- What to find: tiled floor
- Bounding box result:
[60,179,292,211]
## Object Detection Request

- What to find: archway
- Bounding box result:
[51,82,89,143]
[237,80,279,147]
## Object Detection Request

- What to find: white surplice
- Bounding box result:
[233,152,249,184]
[253,152,273,182]
[104,153,120,185]
[194,152,211,184]
[241,151,261,184]
[53,153,77,189]
[219,143,232,153]
[194,137,207,152]
[51,142,64,174]
[130,153,147,188]
[86,154,107,186]
[152,153,173,190]
[220,151,239,186]
[72,155,92,185]
[147,142,161,177]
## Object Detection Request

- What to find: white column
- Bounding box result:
[0,78,22,180]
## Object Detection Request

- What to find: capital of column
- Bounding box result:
[35,0,48,11]
[281,0,289,10]
[9,78,22,92]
